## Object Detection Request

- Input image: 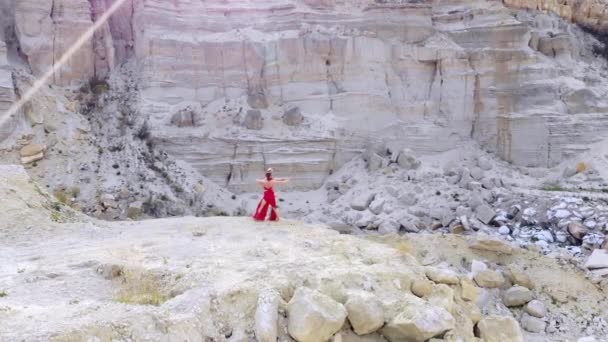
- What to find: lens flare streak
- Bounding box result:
[0,0,129,128]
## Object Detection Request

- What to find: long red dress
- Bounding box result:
[253,186,279,221]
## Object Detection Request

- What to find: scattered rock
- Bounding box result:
[367,153,386,172]
[524,300,546,318]
[469,236,514,255]
[378,220,400,235]
[282,107,304,126]
[460,279,480,302]
[344,292,384,335]
[520,313,546,333]
[396,149,421,170]
[21,152,44,165]
[427,284,455,312]
[568,222,588,241]
[470,167,485,181]
[20,143,47,164]
[170,106,201,127]
[255,289,280,342]
[477,156,493,171]
[505,265,534,290]
[381,297,455,342]
[127,201,143,219]
[369,198,385,215]
[476,315,524,342]
[584,249,608,270]
[287,287,347,342]
[243,109,263,130]
[398,192,418,206]
[426,267,460,285]
[502,286,533,307]
[350,193,375,211]
[474,270,505,288]
[411,279,434,298]
[20,143,47,157]
[476,204,496,224]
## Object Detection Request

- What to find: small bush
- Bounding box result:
[0,290,7,297]
[50,211,61,222]
[541,184,566,192]
[70,187,81,198]
[90,79,110,95]
[576,162,588,173]
[53,190,69,204]
[115,270,167,306]
[51,202,61,211]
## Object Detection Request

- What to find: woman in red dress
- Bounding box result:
[253,168,289,221]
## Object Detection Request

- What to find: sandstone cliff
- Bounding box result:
[505,0,608,32]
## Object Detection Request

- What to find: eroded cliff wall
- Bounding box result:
[4,0,608,191]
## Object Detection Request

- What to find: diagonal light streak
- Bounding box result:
[0,0,129,128]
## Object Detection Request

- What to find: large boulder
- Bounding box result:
[520,313,546,333]
[524,300,546,318]
[502,286,533,307]
[20,143,46,164]
[396,148,421,170]
[476,315,524,342]
[475,204,496,225]
[344,292,385,335]
[350,193,376,211]
[584,249,608,270]
[568,222,589,241]
[381,298,454,342]
[170,105,202,127]
[411,279,434,298]
[282,107,304,126]
[469,235,514,255]
[255,289,280,342]
[474,269,505,289]
[459,279,480,302]
[426,267,460,285]
[505,265,534,289]
[287,287,347,342]
[243,109,264,130]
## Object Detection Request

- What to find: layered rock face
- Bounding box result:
[8,0,608,191]
[505,0,608,32]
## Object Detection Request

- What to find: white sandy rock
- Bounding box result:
[369,198,385,215]
[396,149,421,170]
[476,315,524,342]
[469,236,514,255]
[351,193,376,211]
[427,284,455,313]
[502,286,534,307]
[344,292,385,336]
[474,270,505,288]
[524,300,546,318]
[520,313,546,333]
[584,249,608,270]
[381,299,455,342]
[426,267,460,285]
[411,279,434,298]
[255,289,280,342]
[378,220,400,235]
[287,287,347,342]
[476,204,496,224]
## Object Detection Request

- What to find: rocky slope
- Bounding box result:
[1,166,608,341]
